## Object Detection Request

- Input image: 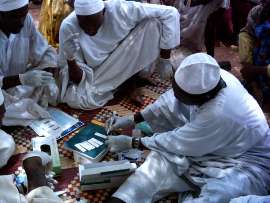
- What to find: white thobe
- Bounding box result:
[0,14,58,126]
[230,195,270,203]
[0,175,63,203]
[113,70,270,203]
[59,0,180,109]
[0,129,15,168]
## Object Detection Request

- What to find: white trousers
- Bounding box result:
[113,152,267,203]
[60,19,161,110]
[0,175,63,203]
[230,195,270,203]
[113,151,191,203]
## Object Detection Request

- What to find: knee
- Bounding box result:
[0,133,15,168]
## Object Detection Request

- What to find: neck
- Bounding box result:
[0,21,10,38]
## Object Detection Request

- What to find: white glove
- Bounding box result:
[105,115,135,133]
[19,70,54,87]
[156,58,174,80]
[106,135,132,153]
[63,33,80,60]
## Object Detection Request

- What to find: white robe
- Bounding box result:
[0,129,15,168]
[113,70,270,203]
[59,0,180,110]
[0,14,58,126]
[230,195,270,203]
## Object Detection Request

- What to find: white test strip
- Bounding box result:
[88,139,100,148]
[75,143,87,152]
[91,138,103,146]
[94,132,107,139]
[80,141,95,150]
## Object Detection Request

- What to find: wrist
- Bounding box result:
[160,49,171,59]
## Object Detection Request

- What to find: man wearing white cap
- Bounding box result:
[105,53,270,202]
[0,0,59,126]
[58,0,180,109]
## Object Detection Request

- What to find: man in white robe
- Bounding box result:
[0,0,59,126]
[59,0,180,109]
[105,53,270,203]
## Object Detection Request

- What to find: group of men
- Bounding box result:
[0,0,270,202]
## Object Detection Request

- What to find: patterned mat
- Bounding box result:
[0,74,179,203]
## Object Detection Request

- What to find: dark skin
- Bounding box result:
[0,5,57,90]
[69,10,171,84]
[241,0,270,82]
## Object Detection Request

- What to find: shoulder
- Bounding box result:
[20,14,35,35]
[60,11,79,32]
[249,5,263,18]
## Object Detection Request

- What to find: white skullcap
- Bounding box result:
[0,0,28,12]
[0,89,4,106]
[74,0,104,16]
[174,53,220,95]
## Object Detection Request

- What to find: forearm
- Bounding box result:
[2,75,21,90]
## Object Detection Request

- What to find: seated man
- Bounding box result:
[59,0,180,109]
[0,0,59,126]
[106,53,270,203]
[0,151,63,203]
[239,0,270,109]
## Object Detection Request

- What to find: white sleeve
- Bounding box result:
[141,110,238,157]
[141,90,189,132]
[27,14,57,69]
[119,0,180,49]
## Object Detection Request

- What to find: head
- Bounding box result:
[0,0,28,35]
[173,53,226,106]
[74,0,105,36]
[0,89,5,126]
[261,0,270,9]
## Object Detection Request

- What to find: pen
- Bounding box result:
[107,111,116,135]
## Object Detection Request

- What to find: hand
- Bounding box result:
[19,70,54,87]
[156,58,174,80]
[68,63,83,84]
[105,115,135,133]
[106,135,132,153]
[63,33,80,60]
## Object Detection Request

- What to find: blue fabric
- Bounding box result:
[253,20,270,66]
